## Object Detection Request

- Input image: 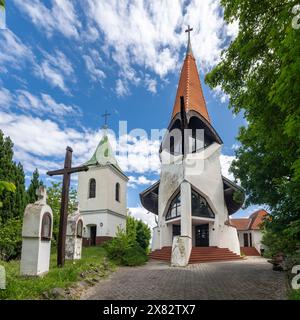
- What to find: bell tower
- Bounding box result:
[78,115,128,246]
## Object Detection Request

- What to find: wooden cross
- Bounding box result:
[102,110,111,128]
[47,146,89,267]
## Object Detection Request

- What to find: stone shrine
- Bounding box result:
[20,186,53,276]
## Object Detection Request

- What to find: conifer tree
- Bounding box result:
[27,168,43,204]
[0,130,27,222]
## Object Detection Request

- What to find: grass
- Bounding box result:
[289,289,300,300]
[0,246,115,300]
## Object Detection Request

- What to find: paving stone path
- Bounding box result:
[83,257,287,300]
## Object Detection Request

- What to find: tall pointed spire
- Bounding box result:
[171,26,210,123]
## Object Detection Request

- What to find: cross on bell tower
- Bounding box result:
[102,110,111,129]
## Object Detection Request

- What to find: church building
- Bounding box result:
[78,127,128,246]
[140,27,245,266]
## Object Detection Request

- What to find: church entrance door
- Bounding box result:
[195,224,209,247]
[90,226,97,246]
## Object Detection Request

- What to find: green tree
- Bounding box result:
[205,1,300,253]
[27,168,43,204]
[0,181,15,208]
[46,181,78,246]
[0,130,27,222]
[0,1,4,9]
[136,219,151,252]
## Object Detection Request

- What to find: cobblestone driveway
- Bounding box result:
[83,257,287,300]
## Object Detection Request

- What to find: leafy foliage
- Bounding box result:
[0,217,22,261]
[0,181,16,208]
[205,0,300,254]
[46,182,78,247]
[262,219,300,256]
[0,1,4,9]
[0,130,27,223]
[104,215,151,266]
[26,168,43,204]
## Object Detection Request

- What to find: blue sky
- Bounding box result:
[0,1,261,225]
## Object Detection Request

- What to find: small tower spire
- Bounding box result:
[185,25,193,56]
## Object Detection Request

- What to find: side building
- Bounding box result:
[78,129,128,246]
[230,209,268,256]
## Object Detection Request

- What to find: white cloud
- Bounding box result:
[128,175,157,188]
[13,0,81,39]
[83,54,106,82]
[0,88,81,118]
[116,79,130,97]
[34,50,75,93]
[220,154,235,180]
[86,0,238,80]
[145,75,157,94]
[0,30,34,72]
[0,112,161,179]
[0,88,13,109]
[213,85,229,104]
[128,207,157,229]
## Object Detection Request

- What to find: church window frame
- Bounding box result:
[115,183,120,202]
[191,188,215,219]
[166,192,181,220]
[89,178,96,199]
[41,212,52,241]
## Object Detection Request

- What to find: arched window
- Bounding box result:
[166,192,181,220]
[41,212,52,240]
[76,220,83,238]
[115,183,120,202]
[89,178,96,198]
[191,189,215,218]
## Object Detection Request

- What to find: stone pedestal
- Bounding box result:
[65,211,83,260]
[171,236,192,267]
[20,187,53,276]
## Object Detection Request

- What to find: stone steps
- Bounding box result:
[149,246,242,264]
[240,247,260,256]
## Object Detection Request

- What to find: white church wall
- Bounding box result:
[78,166,110,211]
[105,167,127,216]
[151,227,160,251]
[218,224,241,255]
[81,211,126,238]
[156,142,241,255]
[186,143,227,225]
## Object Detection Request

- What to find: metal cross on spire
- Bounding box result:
[185,25,193,56]
[102,110,111,128]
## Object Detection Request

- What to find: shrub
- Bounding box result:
[0,217,22,261]
[103,215,151,266]
[122,244,148,266]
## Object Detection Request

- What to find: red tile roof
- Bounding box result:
[230,209,268,231]
[230,218,250,231]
